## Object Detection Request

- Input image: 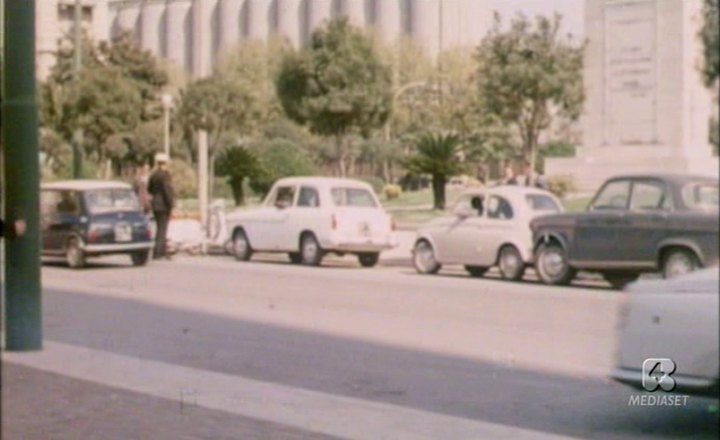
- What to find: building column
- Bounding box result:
[276,0,302,46]
[247,0,272,40]
[307,0,332,39]
[410,0,440,57]
[218,0,243,52]
[191,0,214,77]
[373,0,401,42]
[341,0,366,28]
[140,0,165,55]
[166,0,192,71]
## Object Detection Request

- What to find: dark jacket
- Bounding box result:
[148,169,175,213]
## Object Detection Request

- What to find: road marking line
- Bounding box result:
[5,341,578,440]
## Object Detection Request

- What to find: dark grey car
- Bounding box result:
[531,174,719,289]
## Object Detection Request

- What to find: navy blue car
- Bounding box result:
[41,180,154,268]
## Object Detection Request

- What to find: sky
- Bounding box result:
[484,0,585,38]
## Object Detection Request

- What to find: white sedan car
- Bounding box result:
[226,177,397,267]
[412,186,563,280]
[612,269,719,397]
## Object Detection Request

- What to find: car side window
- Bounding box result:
[271,186,295,209]
[630,180,670,211]
[56,191,80,215]
[486,196,513,220]
[297,187,320,208]
[591,180,631,210]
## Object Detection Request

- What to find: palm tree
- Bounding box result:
[405,132,466,210]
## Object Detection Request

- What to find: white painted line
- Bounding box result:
[5,342,579,440]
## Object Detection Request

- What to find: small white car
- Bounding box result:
[612,269,719,397]
[412,186,563,280]
[225,177,397,267]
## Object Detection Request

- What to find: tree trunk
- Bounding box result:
[432,174,447,210]
[230,177,245,206]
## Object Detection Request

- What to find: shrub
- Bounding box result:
[168,159,198,199]
[546,174,577,199]
[358,176,384,194]
[383,184,402,200]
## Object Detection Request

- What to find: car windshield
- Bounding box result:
[331,187,377,207]
[525,194,561,212]
[84,188,140,214]
[682,182,719,211]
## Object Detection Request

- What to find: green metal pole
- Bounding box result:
[2,0,42,350]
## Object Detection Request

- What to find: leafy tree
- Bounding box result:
[276,18,393,177]
[215,145,262,205]
[249,139,318,196]
[63,67,143,162]
[700,0,719,87]
[475,13,585,173]
[405,133,466,210]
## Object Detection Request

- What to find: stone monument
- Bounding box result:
[547,0,718,191]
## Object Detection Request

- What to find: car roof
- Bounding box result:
[274,176,373,189]
[42,180,132,191]
[462,185,556,198]
[605,173,719,185]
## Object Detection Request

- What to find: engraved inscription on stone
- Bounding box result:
[604,0,657,145]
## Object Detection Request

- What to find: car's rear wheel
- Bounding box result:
[662,248,698,279]
[358,253,380,268]
[66,238,86,269]
[233,229,252,261]
[288,252,302,264]
[465,265,488,278]
[300,233,324,266]
[603,272,639,290]
[535,242,575,285]
[131,250,150,267]
[498,245,525,281]
[412,240,441,275]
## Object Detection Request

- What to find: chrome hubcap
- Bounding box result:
[234,236,247,256]
[666,255,692,278]
[500,250,519,274]
[303,239,317,261]
[541,249,565,278]
[414,243,436,272]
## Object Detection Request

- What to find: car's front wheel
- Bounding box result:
[233,229,253,261]
[300,233,324,266]
[358,253,380,268]
[131,250,150,267]
[66,238,86,269]
[412,240,441,275]
[535,242,575,285]
[498,245,525,281]
[662,248,698,279]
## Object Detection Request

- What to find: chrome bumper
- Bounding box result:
[82,241,154,254]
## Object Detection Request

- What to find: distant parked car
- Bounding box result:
[41,180,154,268]
[412,186,563,279]
[225,177,397,267]
[612,269,719,397]
[532,174,719,289]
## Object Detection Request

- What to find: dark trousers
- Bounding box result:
[153,211,170,257]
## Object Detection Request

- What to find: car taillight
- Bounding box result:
[88,229,101,243]
[331,213,337,230]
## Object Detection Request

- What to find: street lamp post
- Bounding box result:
[161,93,173,157]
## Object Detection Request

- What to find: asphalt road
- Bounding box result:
[3,254,718,439]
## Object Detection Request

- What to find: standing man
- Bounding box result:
[148,153,174,259]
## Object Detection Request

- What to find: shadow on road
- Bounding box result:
[37,288,718,439]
